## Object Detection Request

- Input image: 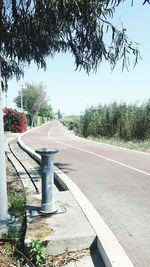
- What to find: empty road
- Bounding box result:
[21,120,150,267]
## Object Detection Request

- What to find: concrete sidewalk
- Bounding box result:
[6,138,104,267]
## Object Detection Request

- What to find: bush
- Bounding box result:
[61,116,81,135]
[3,107,27,133]
[26,240,47,266]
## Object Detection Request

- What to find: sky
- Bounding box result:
[7,1,150,116]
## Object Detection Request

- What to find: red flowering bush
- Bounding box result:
[3,108,27,133]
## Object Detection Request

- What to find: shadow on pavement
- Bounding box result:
[55,162,77,174]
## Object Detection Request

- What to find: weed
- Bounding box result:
[8,190,26,215]
[26,239,47,266]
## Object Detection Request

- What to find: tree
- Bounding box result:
[38,103,54,120]
[1,0,149,90]
[14,83,50,126]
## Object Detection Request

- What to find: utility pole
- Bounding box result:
[21,87,23,112]
[0,62,8,225]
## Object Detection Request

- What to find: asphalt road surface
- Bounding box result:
[22,120,150,267]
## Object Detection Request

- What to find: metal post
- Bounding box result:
[0,62,8,224]
[21,88,23,112]
[35,147,59,214]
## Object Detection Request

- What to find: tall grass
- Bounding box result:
[61,115,81,135]
[62,100,150,141]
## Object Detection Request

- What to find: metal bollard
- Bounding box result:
[35,147,59,214]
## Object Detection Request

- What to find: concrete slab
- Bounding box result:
[66,255,96,267]
[26,190,96,255]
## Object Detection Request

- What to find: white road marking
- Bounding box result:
[48,123,150,177]
[48,121,55,136]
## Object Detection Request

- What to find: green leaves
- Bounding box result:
[14,82,53,126]
[142,0,150,4]
[0,0,149,86]
[26,239,47,266]
[3,108,27,132]
[38,103,54,119]
[79,101,150,141]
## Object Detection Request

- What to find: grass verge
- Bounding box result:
[88,136,150,152]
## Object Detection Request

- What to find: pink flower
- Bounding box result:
[9,108,14,113]
[2,107,6,113]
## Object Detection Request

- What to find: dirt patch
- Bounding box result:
[6,157,23,195]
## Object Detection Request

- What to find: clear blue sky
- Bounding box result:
[7,1,150,115]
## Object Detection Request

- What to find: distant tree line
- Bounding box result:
[63,101,150,141]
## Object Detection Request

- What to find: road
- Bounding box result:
[21,120,150,267]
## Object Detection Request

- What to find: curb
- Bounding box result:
[18,127,135,267]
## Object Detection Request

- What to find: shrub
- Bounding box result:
[61,116,81,135]
[3,107,27,133]
[26,240,47,266]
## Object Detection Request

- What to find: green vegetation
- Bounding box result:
[2,191,48,266]
[2,191,27,259]
[26,240,47,266]
[8,192,26,216]
[38,103,54,121]
[3,108,27,133]
[61,115,81,135]
[80,101,150,140]
[87,136,150,152]
[61,101,150,152]
[14,83,54,126]
[2,1,147,90]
